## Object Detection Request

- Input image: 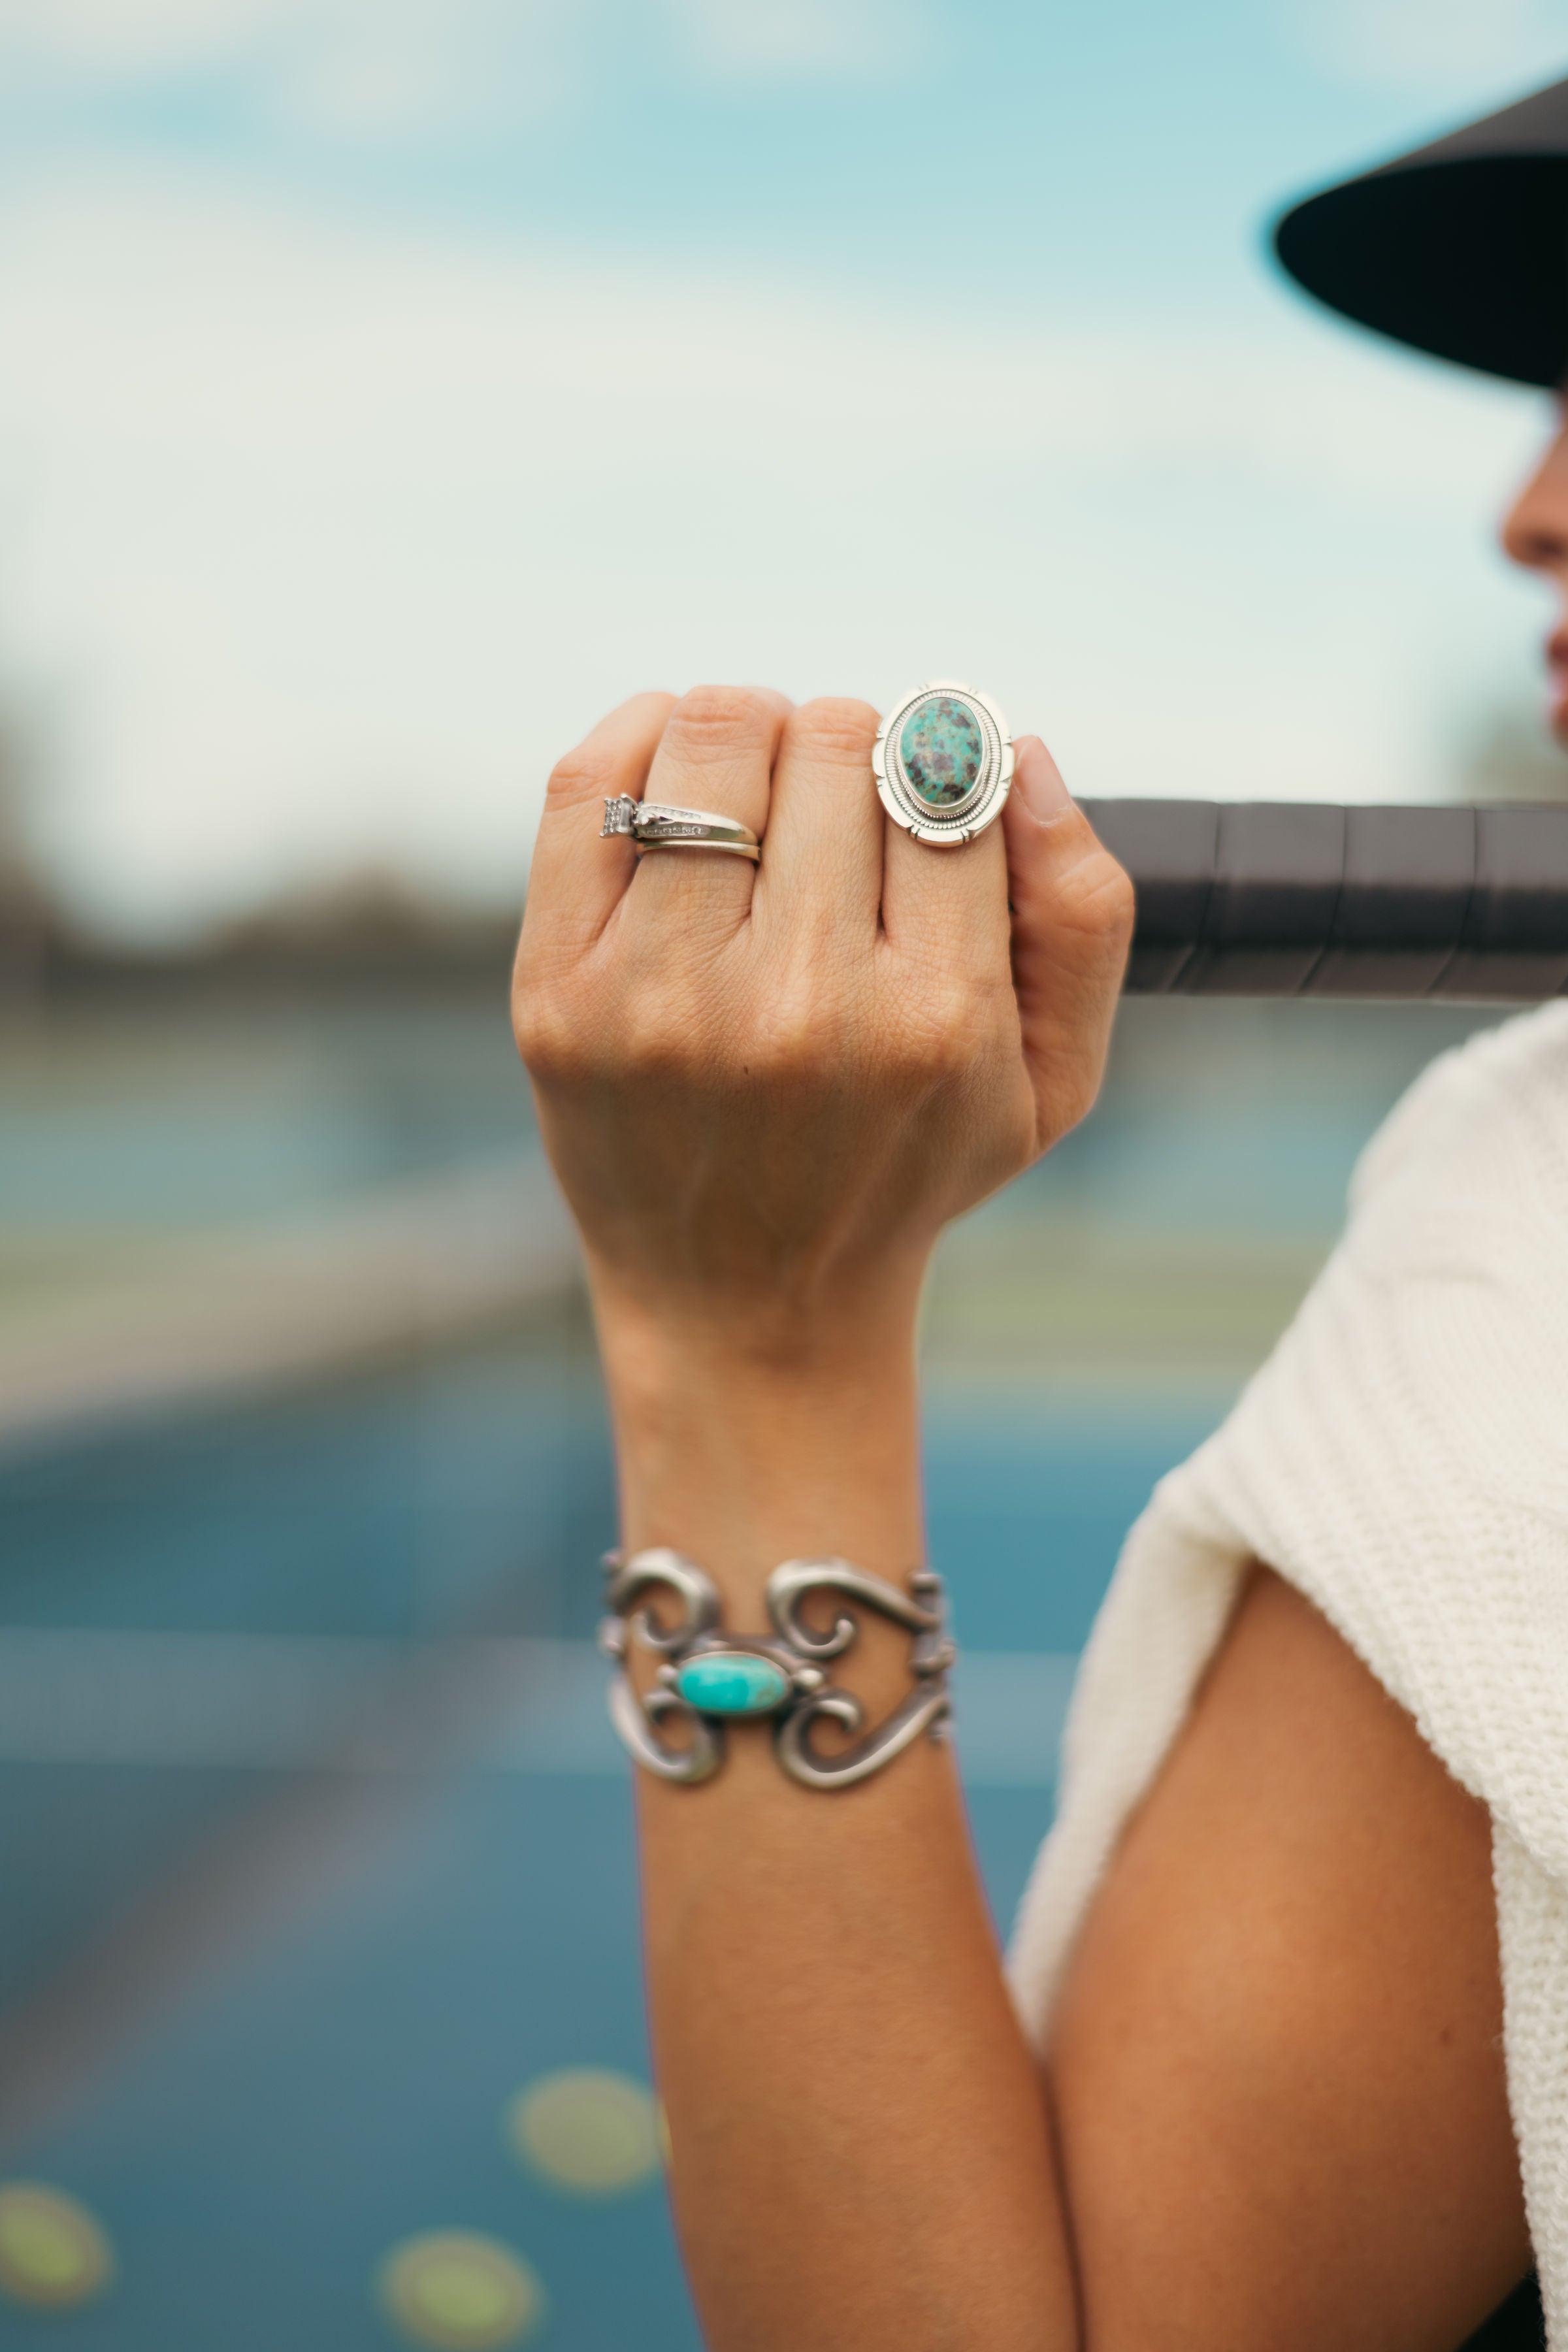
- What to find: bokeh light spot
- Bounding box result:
[380,2230,542,2349]
[0,2183,115,2308]
[508,2067,662,2197]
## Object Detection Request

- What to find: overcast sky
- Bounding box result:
[2,0,1567,937]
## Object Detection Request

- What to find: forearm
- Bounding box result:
[517,687,1130,2346]
[599,1293,1079,2352]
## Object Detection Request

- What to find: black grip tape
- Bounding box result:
[1075,799,1568,1001]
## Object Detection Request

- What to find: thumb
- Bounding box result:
[1002,735,1135,1153]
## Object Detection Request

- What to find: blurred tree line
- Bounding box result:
[0,719,517,1007]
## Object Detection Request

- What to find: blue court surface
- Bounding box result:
[0,1339,1222,2348]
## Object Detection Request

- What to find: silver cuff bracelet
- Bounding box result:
[598,1549,955,1791]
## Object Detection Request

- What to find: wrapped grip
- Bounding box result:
[1077,800,1568,1001]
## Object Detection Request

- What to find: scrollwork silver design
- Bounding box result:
[600,1548,955,1793]
[600,1548,728,1784]
[602,1546,723,1656]
[607,1674,725,1786]
[765,1560,954,1788]
[765,1558,943,1660]
[774,1679,952,1791]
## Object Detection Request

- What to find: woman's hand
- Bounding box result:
[508,687,1529,2352]
[512,683,1130,2351]
[512,683,1132,1366]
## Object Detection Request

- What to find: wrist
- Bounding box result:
[593,1294,920,1427]
[585,1252,926,1394]
[586,1271,926,1603]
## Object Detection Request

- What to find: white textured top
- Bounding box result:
[1006,1001,1568,2342]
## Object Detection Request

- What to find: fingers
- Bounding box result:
[754,698,885,942]
[880,787,1013,975]
[522,691,678,954]
[627,684,792,936]
[1004,734,1135,1146]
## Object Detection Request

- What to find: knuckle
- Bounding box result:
[545,743,615,812]
[608,1004,666,1083]
[510,977,576,1081]
[616,980,718,1087]
[752,990,838,1083]
[890,974,998,1083]
[1091,852,1137,942]
[511,938,608,1085]
[787,696,881,764]
[666,683,777,753]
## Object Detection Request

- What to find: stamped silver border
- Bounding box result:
[872,679,1015,847]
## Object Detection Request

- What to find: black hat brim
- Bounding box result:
[1274,76,1568,389]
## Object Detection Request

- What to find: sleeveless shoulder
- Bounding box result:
[1007,1007,1568,2341]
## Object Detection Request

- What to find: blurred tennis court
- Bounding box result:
[0,981,1497,2347]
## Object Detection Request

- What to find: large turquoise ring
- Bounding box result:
[872,679,1014,847]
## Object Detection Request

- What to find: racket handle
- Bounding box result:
[1077,800,1568,1001]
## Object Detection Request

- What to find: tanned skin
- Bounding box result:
[511,416,1568,2347]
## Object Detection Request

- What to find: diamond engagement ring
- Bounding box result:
[601,796,760,862]
[872,679,1014,846]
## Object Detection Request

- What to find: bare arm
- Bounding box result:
[1051,1563,1530,2351]
[612,1334,1078,2351]
[514,684,1527,2350]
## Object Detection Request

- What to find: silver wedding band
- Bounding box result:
[602,796,760,863]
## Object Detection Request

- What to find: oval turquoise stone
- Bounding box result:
[899,695,984,809]
[676,1652,791,1716]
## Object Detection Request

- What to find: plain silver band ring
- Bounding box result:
[601,796,760,863]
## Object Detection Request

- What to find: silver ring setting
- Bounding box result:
[602,796,760,863]
[872,679,1013,847]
